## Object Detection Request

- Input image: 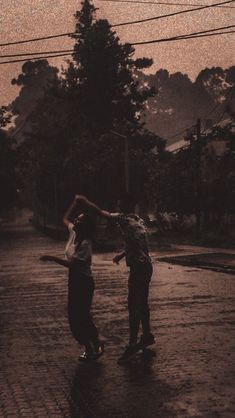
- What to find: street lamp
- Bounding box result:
[110,130,129,193]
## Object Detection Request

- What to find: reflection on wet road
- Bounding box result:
[0,227,235,417]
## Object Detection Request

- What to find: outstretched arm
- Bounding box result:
[63,194,119,225]
[40,255,71,268]
[113,251,126,264]
[74,194,117,219]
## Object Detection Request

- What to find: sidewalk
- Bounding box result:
[0,227,235,417]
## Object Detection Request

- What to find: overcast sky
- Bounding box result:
[0,0,234,106]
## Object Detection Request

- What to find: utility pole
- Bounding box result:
[124,138,129,193]
[110,130,129,193]
[54,174,59,235]
[196,118,202,229]
[196,118,201,142]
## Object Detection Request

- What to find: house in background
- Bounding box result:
[203,118,235,156]
[165,117,235,229]
[166,117,234,157]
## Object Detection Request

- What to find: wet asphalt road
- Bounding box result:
[0,226,235,418]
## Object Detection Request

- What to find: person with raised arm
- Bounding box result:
[40,195,104,361]
[73,193,155,363]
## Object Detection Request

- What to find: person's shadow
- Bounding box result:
[69,361,104,418]
[117,356,178,418]
[69,353,178,418]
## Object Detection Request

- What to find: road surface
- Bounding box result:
[0,226,235,417]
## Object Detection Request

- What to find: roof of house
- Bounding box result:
[166,139,188,152]
[166,117,235,153]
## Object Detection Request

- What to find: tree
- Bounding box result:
[67,0,154,138]
[196,67,227,100]
[62,0,160,204]
[11,60,59,143]
[201,123,235,225]
[139,66,235,146]
[141,69,216,144]
[195,66,235,116]
[0,106,12,127]
[0,107,17,215]
[17,0,163,221]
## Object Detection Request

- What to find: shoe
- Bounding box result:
[93,342,104,360]
[117,344,139,364]
[139,333,155,348]
[79,351,94,362]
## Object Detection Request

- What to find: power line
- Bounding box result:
[168,102,220,139]
[132,25,235,44]
[0,33,74,48]
[168,126,193,139]
[0,53,71,65]
[201,101,221,123]
[202,85,235,132]
[0,28,234,65]
[0,50,73,59]
[1,24,234,60]
[163,29,235,40]
[112,0,235,27]
[158,23,235,38]
[0,0,234,48]
[97,0,235,8]
[169,86,235,140]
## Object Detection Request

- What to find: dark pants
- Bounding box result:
[128,262,153,344]
[68,265,99,346]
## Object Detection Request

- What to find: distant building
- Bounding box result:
[203,118,235,158]
[166,138,188,153]
[166,117,234,158]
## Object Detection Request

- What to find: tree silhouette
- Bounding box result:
[0,107,17,214]
[11,60,59,143]
[15,0,162,222]
[63,0,155,138]
[141,67,235,145]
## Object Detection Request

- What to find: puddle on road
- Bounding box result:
[158,253,235,275]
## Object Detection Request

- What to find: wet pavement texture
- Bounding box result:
[0,227,235,418]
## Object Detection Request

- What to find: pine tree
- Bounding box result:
[66,0,154,138]
[15,0,163,219]
[60,0,162,205]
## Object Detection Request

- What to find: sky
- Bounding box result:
[0,0,234,106]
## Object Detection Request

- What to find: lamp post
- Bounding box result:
[110,130,129,193]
